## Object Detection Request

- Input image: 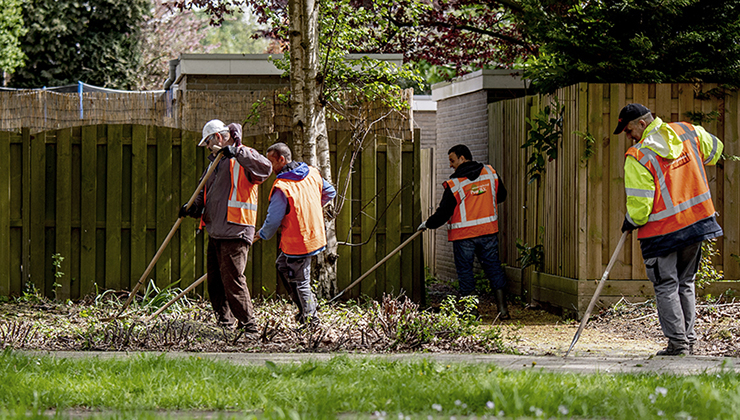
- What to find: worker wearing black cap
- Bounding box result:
[616,103,723,356]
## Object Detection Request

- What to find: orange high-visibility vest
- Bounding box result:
[444,164,499,241]
[200,153,259,229]
[625,122,716,239]
[271,166,326,255]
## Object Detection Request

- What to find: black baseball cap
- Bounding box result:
[613,103,651,134]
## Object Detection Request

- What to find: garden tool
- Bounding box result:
[112,153,224,319]
[565,231,629,357]
[328,230,423,303]
[146,237,260,321]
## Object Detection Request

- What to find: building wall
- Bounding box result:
[414,110,437,150]
[433,90,489,283]
[180,74,288,92]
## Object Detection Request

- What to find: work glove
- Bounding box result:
[219,145,238,159]
[179,203,201,219]
[417,221,427,231]
[621,216,638,233]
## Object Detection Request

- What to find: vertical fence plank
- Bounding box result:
[361,134,377,298]
[21,128,30,291]
[385,136,402,296]
[56,128,72,299]
[608,84,629,278]
[80,126,97,295]
[180,130,198,287]
[130,125,148,291]
[577,83,589,281]
[724,92,740,279]
[106,124,123,290]
[334,131,353,293]
[587,84,604,280]
[411,129,423,302]
[0,131,9,296]
[156,126,173,287]
[29,131,46,292]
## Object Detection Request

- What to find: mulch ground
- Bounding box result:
[1,286,738,357]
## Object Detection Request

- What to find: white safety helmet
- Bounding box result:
[199,119,227,146]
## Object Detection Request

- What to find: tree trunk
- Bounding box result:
[288,0,338,298]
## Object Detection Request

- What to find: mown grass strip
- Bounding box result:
[2,351,739,420]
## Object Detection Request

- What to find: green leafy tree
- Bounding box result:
[519,0,740,93]
[0,0,26,80]
[11,0,148,89]
[199,9,270,54]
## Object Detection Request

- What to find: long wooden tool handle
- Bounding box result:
[565,231,629,357]
[329,230,423,303]
[147,273,208,321]
[116,153,224,317]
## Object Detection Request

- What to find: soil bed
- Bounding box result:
[1,288,738,357]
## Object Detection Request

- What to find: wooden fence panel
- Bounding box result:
[106,125,123,291]
[1,123,421,302]
[155,126,173,289]
[130,125,148,292]
[334,131,353,293]
[490,82,740,298]
[56,128,72,300]
[0,131,9,296]
[724,93,740,280]
[360,135,378,297]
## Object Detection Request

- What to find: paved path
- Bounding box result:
[22,351,740,375]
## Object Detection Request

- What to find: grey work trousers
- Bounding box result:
[644,241,702,350]
[276,252,317,322]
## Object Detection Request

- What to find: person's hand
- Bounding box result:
[621,216,638,233]
[179,203,191,218]
[220,145,237,158]
[417,221,427,231]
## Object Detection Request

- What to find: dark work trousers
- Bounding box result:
[452,233,507,296]
[276,252,317,323]
[644,241,702,350]
[206,238,257,330]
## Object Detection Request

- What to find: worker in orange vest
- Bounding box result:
[179,119,272,335]
[258,142,336,328]
[616,103,723,356]
[418,144,510,320]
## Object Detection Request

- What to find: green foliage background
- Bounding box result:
[519,0,740,93]
[0,0,26,75]
[11,0,148,89]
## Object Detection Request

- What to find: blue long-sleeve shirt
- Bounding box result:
[259,161,336,257]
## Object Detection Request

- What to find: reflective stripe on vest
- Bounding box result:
[626,122,716,238]
[226,159,259,226]
[445,165,499,241]
[272,166,326,255]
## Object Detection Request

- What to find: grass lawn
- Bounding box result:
[2,350,739,419]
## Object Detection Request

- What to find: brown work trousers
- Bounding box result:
[206,238,257,330]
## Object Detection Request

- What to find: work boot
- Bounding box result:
[656,342,689,356]
[495,288,510,320]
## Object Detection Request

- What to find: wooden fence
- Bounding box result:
[0,125,424,302]
[490,83,740,316]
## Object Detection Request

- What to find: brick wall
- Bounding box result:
[181,75,288,92]
[433,90,489,283]
[413,110,437,150]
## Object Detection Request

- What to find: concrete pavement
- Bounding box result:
[21,351,740,375]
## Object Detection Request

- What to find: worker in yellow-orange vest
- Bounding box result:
[418,144,510,320]
[258,142,336,328]
[180,120,272,335]
[616,103,723,356]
